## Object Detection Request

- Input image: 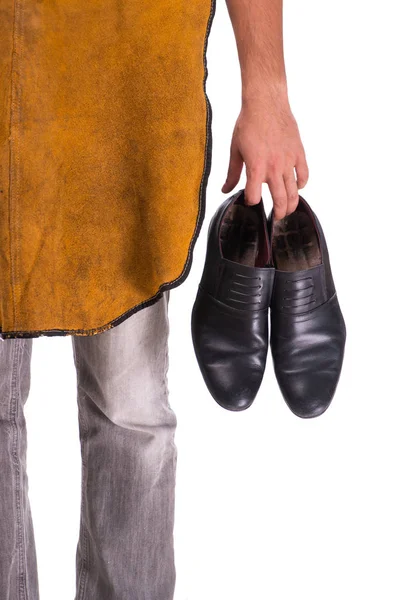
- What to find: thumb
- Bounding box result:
[221,144,243,193]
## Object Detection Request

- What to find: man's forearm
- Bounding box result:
[225,0,288,107]
[222,0,308,214]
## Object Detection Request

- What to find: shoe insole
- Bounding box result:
[220,202,268,267]
[272,204,322,271]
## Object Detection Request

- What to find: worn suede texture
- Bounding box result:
[0,0,216,338]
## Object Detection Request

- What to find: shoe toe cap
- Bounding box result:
[191,288,268,412]
[271,294,346,418]
[277,369,341,418]
[206,368,263,411]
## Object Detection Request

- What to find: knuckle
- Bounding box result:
[297,175,308,189]
[273,195,286,208]
[288,191,299,203]
[271,151,285,164]
[299,166,309,179]
[298,161,309,176]
[246,163,264,178]
[268,161,282,176]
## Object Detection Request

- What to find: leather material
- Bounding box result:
[0,0,217,338]
[270,264,328,316]
[191,189,275,411]
[268,196,346,418]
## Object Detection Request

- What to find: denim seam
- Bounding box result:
[76,412,89,600]
[161,303,178,592]
[164,296,171,411]
[73,344,90,600]
[10,340,28,600]
[163,295,178,462]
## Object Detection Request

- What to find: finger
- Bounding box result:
[295,150,309,189]
[283,169,299,215]
[268,175,287,221]
[221,144,243,193]
[244,171,262,206]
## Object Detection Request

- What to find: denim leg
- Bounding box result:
[71,291,177,600]
[0,338,39,600]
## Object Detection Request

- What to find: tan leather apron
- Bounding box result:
[0,0,216,338]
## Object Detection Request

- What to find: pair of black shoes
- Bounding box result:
[191,189,346,418]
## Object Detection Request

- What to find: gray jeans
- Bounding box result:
[0,290,177,600]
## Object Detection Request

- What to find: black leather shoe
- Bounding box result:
[191,189,275,411]
[268,196,346,418]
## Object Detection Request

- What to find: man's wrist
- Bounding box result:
[241,79,289,110]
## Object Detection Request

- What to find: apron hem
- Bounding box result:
[0,0,217,341]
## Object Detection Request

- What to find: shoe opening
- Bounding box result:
[219,194,270,267]
[272,201,322,271]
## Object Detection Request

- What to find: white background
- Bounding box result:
[25,1,400,598]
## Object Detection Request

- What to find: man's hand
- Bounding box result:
[221,96,309,219]
[223,0,309,219]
